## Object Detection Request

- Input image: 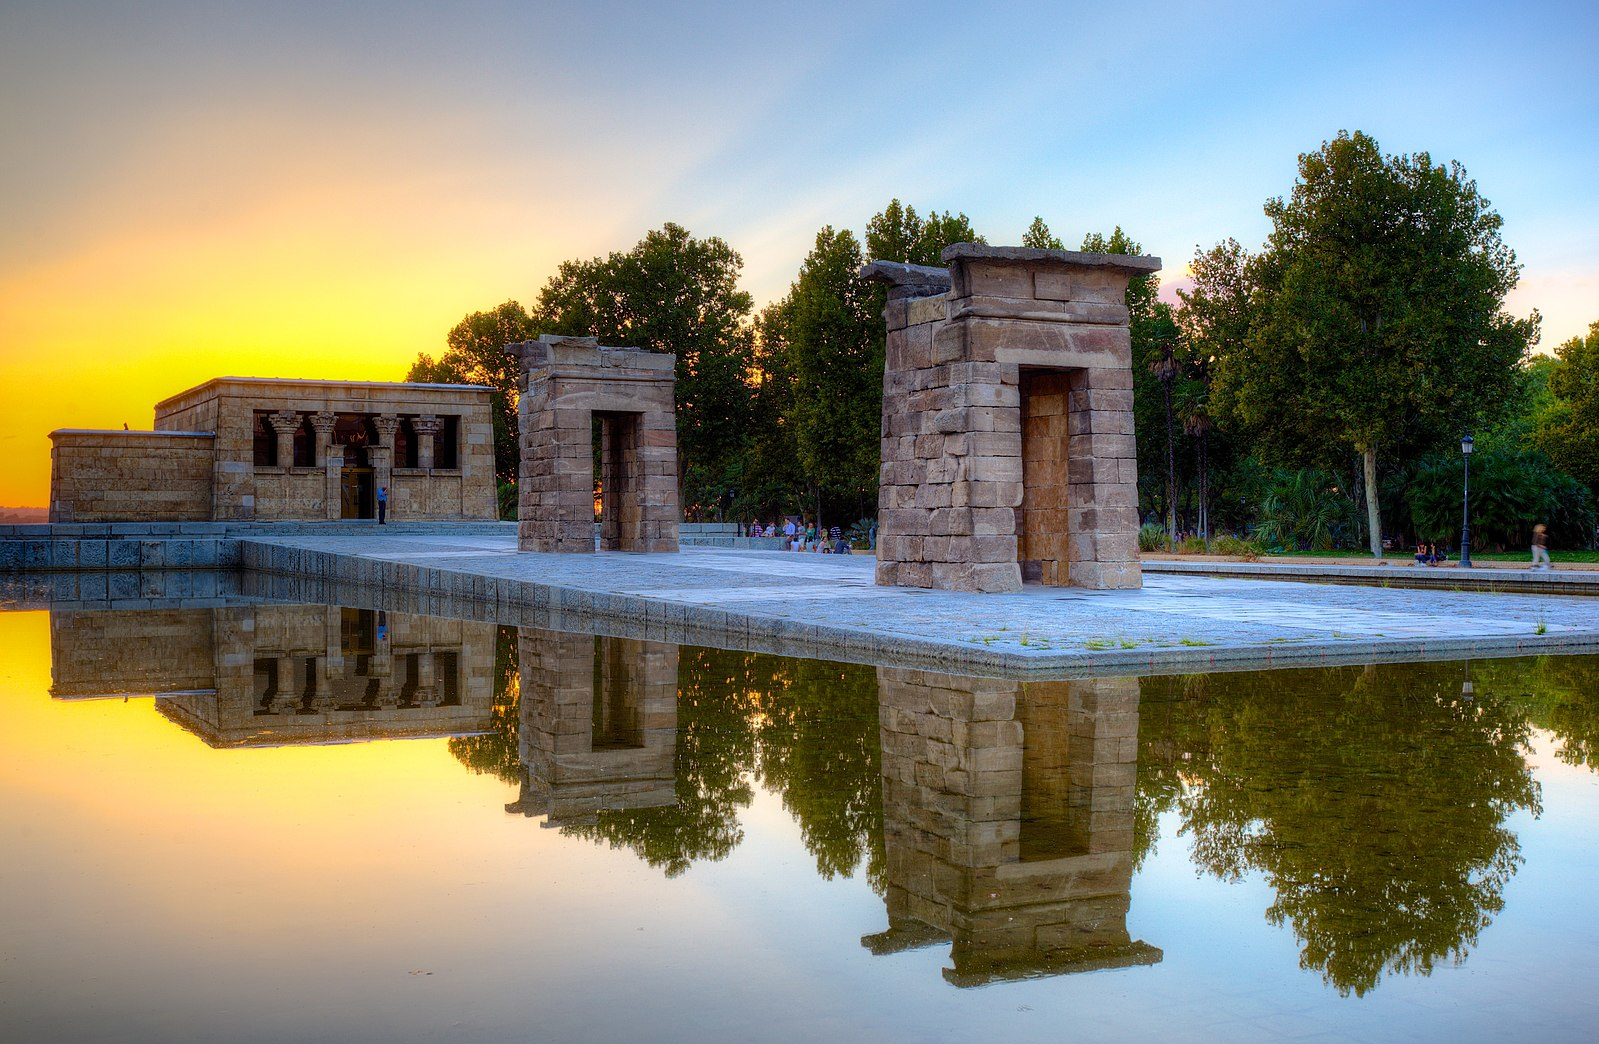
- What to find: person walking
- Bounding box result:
[1531,523,1551,570]
[377,485,388,525]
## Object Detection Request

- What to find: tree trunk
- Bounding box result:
[1361,444,1381,558]
[1198,430,1209,545]
[1163,382,1177,542]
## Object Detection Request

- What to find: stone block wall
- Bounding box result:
[49,608,216,697]
[862,246,1157,593]
[510,335,679,553]
[155,378,498,522]
[48,431,215,523]
[511,629,677,823]
[868,668,1158,985]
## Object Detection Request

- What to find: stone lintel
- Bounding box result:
[941,243,1162,277]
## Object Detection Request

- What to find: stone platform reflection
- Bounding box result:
[867,668,1161,986]
[49,604,495,746]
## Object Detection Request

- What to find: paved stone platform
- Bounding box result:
[235,531,1599,676]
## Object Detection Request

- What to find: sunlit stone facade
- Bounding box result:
[509,335,679,553]
[49,604,495,747]
[863,245,1159,593]
[49,378,498,523]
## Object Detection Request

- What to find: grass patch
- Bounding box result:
[1178,638,1214,647]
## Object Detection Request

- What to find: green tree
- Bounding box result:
[864,199,984,266]
[1533,322,1599,498]
[1176,240,1254,542]
[1081,227,1176,531]
[736,300,806,521]
[531,223,756,516]
[1021,216,1065,250]
[1214,130,1538,556]
[407,300,535,490]
[1406,440,1593,550]
[785,226,882,520]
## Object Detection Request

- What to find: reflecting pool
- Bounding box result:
[3,600,1599,1041]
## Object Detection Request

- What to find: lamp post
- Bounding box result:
[1459,434,1474,568]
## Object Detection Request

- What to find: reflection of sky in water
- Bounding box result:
[4,608,1599,1041]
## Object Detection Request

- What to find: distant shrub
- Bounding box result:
[1139,523,1171,552]
[1213,534,1263,560]
[1177,536,1209,554]
[497,481,518,521]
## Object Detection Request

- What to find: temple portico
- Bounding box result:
[50,378,497,523]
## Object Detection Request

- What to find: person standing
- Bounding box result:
[377,485,388,525]
[1531,523,1551,570]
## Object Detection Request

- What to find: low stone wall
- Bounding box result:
[678,522,791,550]
[50,430,215,523]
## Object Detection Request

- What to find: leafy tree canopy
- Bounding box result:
[531,223,756,511]
[1213,130,1538,553]
[407,300,535,487]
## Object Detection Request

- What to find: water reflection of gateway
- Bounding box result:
[867,669,1161,986]
[506,630,677,826]
[49,605,495,747]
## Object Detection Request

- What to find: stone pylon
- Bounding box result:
[862,245,1159,592]
[507,335,679,553]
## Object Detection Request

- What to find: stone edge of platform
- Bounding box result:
[234,538,1599,679]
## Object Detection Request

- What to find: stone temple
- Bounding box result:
[49,378,498,522]
[863,245,1159,593]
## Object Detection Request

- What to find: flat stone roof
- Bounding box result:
[155,377,494,412]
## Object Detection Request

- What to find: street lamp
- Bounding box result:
[1459,434,1474,568]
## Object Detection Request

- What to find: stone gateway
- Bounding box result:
[863,245,1159,593]
[508,335,679,554]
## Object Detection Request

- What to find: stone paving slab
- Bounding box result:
[236,531,1599,676]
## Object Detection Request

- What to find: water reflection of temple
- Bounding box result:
[506,630,677,826]
[49,605,495,746]
[867,669,1160,986]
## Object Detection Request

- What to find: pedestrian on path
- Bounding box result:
[1531,523,1551,570]
[377,486,388,525]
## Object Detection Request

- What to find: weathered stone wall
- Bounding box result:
[868,667,1157,985]
[863,245,1157,593]
[154,378,498,522]
[511,629,677,823]
[510,336,678,553]
[49,608,216,697]
[48,431,215,523]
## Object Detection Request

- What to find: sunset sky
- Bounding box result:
[2,0,1595,507]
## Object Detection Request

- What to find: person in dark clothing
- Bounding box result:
[377,486,388,525]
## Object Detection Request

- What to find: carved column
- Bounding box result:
[413,414,442,471]
[269,411,300,468]
[372,414,398,511]
[272,655,302,714]
[414,651,438,707]
[312,412,340,519]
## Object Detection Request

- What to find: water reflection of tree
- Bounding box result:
[562,646,760,877]
[446,626,521,784]
[1482,654,1599,771]
[449,643,884,885]
[1142,662,1541,997]
[752,658,884,892]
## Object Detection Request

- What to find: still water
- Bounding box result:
[2,600,1598,1041]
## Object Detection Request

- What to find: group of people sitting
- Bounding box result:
[748,519,853,555]
[1413,541,1449,566]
